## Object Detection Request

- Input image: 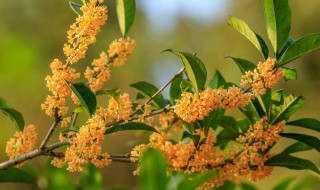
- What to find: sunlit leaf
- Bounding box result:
[262,0,291,54]
[130,81,165,109]
[69,82,97,117]
[140,148,167,190]
[180,80,193,93]
[282,67,297,81]
[96,88,120,99]
[169,74,183,105]
[204,108,225,132]
[209,70,226,89]
[105,122,159,135]
[69,1,83,16]
[280,133,320,152]
[228,16,269,59]
[265,153,320,175]
[214,180,236,190]
[279,33,320,65]
[240,182,258,190]
[286,118,320,132]
[164,49,207,94]
[271,176,295,190]
[282,142,312,154]
[226,56,256,75]
[0,167,36,184]
[0,97,25,131]
[78,163,102,189]
[216,115,241,135]
[291,177,319,190]
[177,172,213,190]
[116,0,136,36]
[277,38,295,60]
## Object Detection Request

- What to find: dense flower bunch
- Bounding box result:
[131,117,285,187]
[52,109,111,172]
[174,58,284,122]
[64,0,108,64]
[105,93,133,122]
[6,125,38,167]
[85,38,136,92]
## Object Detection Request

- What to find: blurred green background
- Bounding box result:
[0,0,319,189]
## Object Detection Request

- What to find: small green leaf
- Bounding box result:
[239,101,261,125]
[216,129,238,146]
[69,1,83,16]
[130,81,165,109]
[282,142,312,154]
[282,67,297,81]
[216,116,241,135]
[270,94,304,124]
[140,148,168,190]
[279,33,320,65]
[177,172,213,190]
[262,0,291,54]
[280,133,320,152]
[0,97,25,131]
[226,56,256,75]
[214,180,236,190]
[116,0,136,36]
[240,182,258,190]
[286,118,320,132]
[204,108,225,132]
[277,38,295,60]
[0,167,36,184]
[169,74,183,105]
[180,80,193,93]
[209,70,226,89]
[79,163,102,189]
[228,16,269,59]
[61,126,79,135]
[259,88,272,117]
[105,122,159,135]
[265,153,320,175]
[96,88,120,99]
[291,177,319,190]
[164,50,207,94]
[69,82,97,117]
[238,118,250,133]
[271,177,295,190]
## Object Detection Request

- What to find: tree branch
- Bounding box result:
[39,110,62,149]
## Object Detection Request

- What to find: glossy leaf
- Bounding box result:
[164,49,207,94]
[259,88,272,117]
[282,142,312,154]
[177,172,213,190]
[271,177,295,190]
[204,108,225,132]
[116,0,136,37]
[226,56,256,75]
[270,94,304,124]
[228,16,269,59]
[239,101,260,125]
[180,80,193,93]
[216,116,241,135]
[69,82,97,117]
[216,129,238,146]
[263,0,291,54]
[0,167,36,184]
[277,38,295,60]
[282,67,297,81]
[240,182,258,190]
[0,97,25,131]
[105,122,159,135]
[280,133,320,152]
[61,126,79,135]
[69,1,83,16]
[279,33,320,65]
[214,180,236,190]
[265,153,320,175]
[286,118,320,132]
[169,74,183,105]
[96,88,120,99]
[209,70,226,89]
[140,148,167,190]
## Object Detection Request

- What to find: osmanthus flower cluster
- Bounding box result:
[174,58,284,123]
[6,125,38,167]
[131,117,285,187]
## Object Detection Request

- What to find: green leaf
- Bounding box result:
[96,88,120,99]
[280,133,320,152]
[0,167,36,184]
[286,118,320,132]
[164,50,207,94]
[81,0,89,4]
[279,33,320,65]
[227,16,269,59]
[226,56,256,75]
[238,118,250,133]
[277,38,295,60]
[271,177,295,190]
[216,129,238,146]
[180,80,193,93]
[105,122,159,135]
[169,74,183,105]
[204,108,225,133]
[270,94,304,124]
[177,172,213,190]
[216,115,241,135]
[214,180,236,190]
[0,97,25,131]
[240,182,258,190]
[282,142,312,154]
[239,101,260,125]
[78,163,102,189]
[130,81,165,109]
[61,126,79,135]
[70,82,97,117]
[140,148,168,190]
[262,0,291,54]
[259,88,272,117]
[209,70,226,89]
[69,1,83,16]
[265,153,320,175]
[116,0,136,37]
[282,67,297,81]
[72,105,85,114]
[291,177,319,190]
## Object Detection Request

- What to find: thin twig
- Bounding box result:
[71,113,79,127]
[39,110,62,149]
